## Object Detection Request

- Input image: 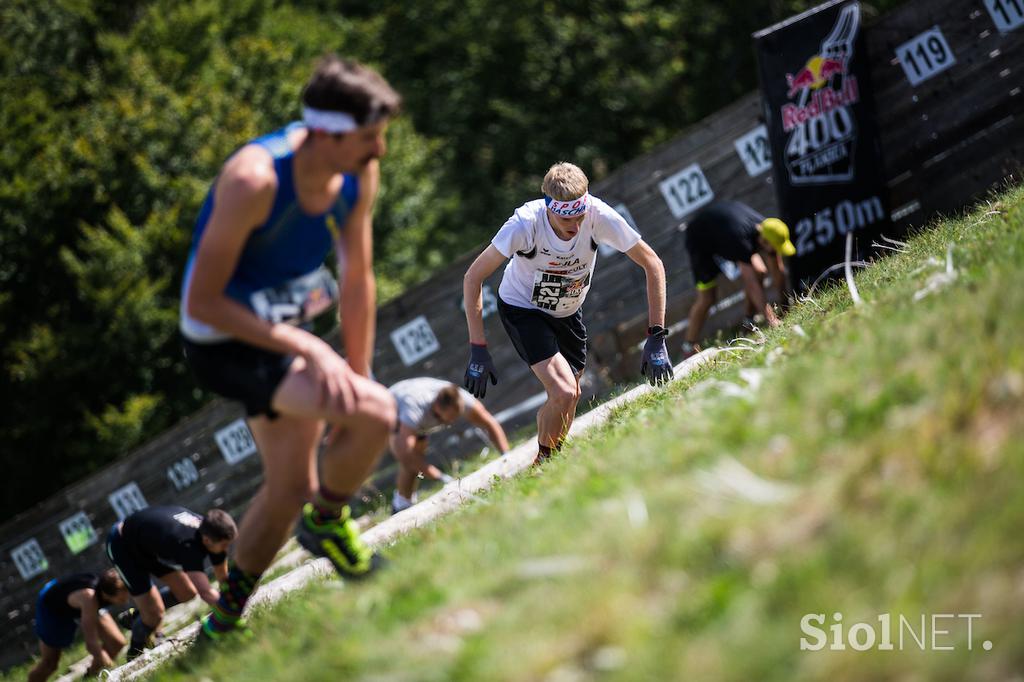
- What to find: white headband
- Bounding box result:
[302,106,359,134]
[545,192,590,217]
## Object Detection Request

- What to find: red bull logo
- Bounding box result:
[781,54,859,133]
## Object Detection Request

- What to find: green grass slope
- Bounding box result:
[113,185,1024,680]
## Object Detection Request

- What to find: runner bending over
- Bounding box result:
[389,377,509,513]
[105,506,235,658]
[681,200,794,357]
[28,569,130,681]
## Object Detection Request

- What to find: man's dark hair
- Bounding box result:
[435,384,463,412]
[302,55,401,125]
[97,568,125,598]
[199,509,238,542]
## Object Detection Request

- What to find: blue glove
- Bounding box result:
[641,325,674,385]
[464,344,498,398]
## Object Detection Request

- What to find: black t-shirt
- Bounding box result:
[683,201,766,287]
[685,201,764,263]
[41,573,98,620]
[120,506,225,575]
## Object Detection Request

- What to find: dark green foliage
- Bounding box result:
[0,0,906,520]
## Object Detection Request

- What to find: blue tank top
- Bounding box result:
[180,122,359,342]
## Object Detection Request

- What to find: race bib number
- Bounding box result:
[250,266,338,325]
[173,511,202,529]
[713,255,741,281]
[531,271,590,313]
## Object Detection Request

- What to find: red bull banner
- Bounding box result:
[755,0,892,291]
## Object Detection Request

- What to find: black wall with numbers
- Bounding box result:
[1,0,1021,668]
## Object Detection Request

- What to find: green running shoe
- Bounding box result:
[296,503,385,579]
[198,612,252,641]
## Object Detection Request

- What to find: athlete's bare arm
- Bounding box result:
[160,569,199,604]
[338,160,380,377]
[187,570,220,606]
[463,246,507,344]
[464,401,510,453]
[750,252,769,277]
[212,560,228,584]
[738,261,780,327]
[69,589,114,671]
[185,145,319,357]
[767,251,788,301]
[624,240,667,327]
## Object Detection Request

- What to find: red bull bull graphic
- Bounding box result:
[786,56,847,98]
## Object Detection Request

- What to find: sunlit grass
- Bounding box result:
[81,185,1024,681]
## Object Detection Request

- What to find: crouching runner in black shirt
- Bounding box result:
[105,506,236,659]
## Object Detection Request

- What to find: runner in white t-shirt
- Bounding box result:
[388,377,509,513]
[463,162,674,466]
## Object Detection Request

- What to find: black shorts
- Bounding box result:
[497,298,587,373]
[182,336,294,418]
[684,231,722,290]
[105,525,167,596]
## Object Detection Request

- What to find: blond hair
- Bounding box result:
[541,162,589,201]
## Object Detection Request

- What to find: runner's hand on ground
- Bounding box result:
[641,325,674,385]
[464,344,498,398]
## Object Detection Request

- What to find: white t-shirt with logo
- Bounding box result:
[491,196,641,318]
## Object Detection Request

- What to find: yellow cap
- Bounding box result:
[760,218,796,256]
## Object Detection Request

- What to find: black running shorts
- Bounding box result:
[105,525,160,596]
[497,298,587,373]
[182,336,294,418]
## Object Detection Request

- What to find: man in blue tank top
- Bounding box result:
[179,55,401,641]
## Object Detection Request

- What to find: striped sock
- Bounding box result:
[310,486,350,524]
[206,564,260,633]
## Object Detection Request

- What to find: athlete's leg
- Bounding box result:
[234,414,322,574]
[685,286,718,346]
[97,612,126,658]
[205,359,392,636]
[27,642,61,682]
[200,412,321,638]
[531,353,582,452]
[272,355,395,497]
[131,587,164,631]
[393,434,429,500]
[158,571,198,605]
[127,586,164,657]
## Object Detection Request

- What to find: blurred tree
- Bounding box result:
[0,0,907,521]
